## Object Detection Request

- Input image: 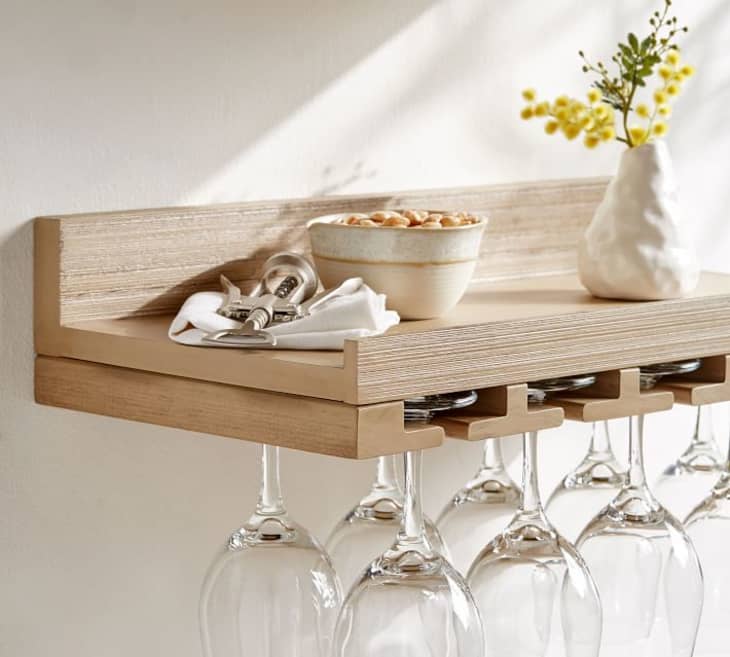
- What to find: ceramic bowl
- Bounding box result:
[306,212,487,319]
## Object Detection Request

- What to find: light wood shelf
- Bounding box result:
[33,177,730,457]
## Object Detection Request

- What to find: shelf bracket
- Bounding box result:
[655,355,730,406]
[546,368,674,421]
[432,384,564,440]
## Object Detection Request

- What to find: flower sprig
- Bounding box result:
[520,0,694,149]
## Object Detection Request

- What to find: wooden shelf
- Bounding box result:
[656,355,730,405]
[33,177,730,457]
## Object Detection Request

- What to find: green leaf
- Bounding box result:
[619,43,633,58]
[628,32,639,51]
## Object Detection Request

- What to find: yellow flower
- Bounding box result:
[584,134,600,149]
[658,104,672,117]
[563,123,581,140]
[522,88,537,102]
[636,103,651,118]
[666,82,680,96]
[544,120,559,135]
[658,65,673,80]
[535,101,549,117]
[600,126,615,141]
[674,72,686,82]
[653,122,669,137]
[555,107,569,121]
[580,115,595,130]
[520,106,535,120]
[629,125,648,146]
[680,65,695,77]
[654,89,668,104]
[555,95,570,107]
[666,50,680,66]
[587,89,601,104]
[594,105,608,120]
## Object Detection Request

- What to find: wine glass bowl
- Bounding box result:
[577,364,704,657]
[437,438,521,574]
[200,445,342,657]
[332,392,485,657]
[467,375,602,657]
[546,421,626,543]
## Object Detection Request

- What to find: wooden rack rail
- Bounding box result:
[33,178,730,457]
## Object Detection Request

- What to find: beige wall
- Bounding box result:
[1,1,729,655]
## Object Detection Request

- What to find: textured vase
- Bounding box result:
[578,141,699,300]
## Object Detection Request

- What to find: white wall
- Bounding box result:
[1,1,729,655]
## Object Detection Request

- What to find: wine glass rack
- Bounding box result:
[33,178,730,458]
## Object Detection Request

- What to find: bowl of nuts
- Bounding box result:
[306,209,487,319]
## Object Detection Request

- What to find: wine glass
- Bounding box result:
[332,392,485,656]
[654,403,727,520]
[200,444,342,657]
[546,420,626,543]
[467,375,602,657]
[437,437,521,574]
[684,441,730,657]
[326,455,447,593]
[577,364,704,657]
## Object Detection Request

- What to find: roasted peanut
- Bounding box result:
[357,219,378,227]
[441,215,461,227]
[383,215,410,227]
[422,220,443,229]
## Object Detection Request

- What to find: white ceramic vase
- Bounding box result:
[578,141,699,300]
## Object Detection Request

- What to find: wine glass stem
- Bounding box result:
[691,404,714,448]
[374,455,400,494]
[588,420,611,455]
[399,450,427,544]
[520,431,543,514]
[481,438,505,470]
[256,444,286,516]
[628,415,648,488]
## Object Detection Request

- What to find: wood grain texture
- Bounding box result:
[657,355,730,406]
[34,357,443,459]
[352,273,730,403]
[547,369,674,422]
[433,384,564,440]
[35,177,608,324]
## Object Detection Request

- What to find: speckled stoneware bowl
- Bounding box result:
[306,212,487,319]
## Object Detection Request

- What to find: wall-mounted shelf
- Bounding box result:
[33,178,730,457]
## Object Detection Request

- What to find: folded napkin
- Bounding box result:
[168,278,400,350]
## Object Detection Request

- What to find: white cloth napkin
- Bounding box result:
[168,278,400,350]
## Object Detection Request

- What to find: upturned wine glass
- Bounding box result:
[200,444,342,657]
[332,392,485,657]
[326,455,447,592]
[546,421,626,543]
[437,437,521,574]
[577,367,704,657]
[684,438,730,657]
[467,376,602,657]
[654,403,727,520]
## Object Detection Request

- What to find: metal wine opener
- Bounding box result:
[203,252,320,347]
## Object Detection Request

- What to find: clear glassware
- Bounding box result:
[200,444,342,657]
[577,413,703,657]
[437,438,521,574]
[546,421,626,543]
[467,376,602,657]
[326,455,447,593]
[684,444,730,657]
[332,393,485,657]
[654,404,727,520]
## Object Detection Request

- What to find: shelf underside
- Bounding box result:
[44,272,730,404]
